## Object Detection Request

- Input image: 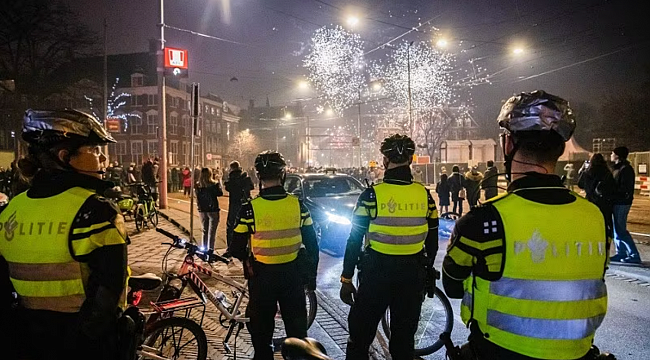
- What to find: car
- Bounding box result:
[284,172,366,254]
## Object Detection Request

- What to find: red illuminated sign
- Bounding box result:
[106,119,120,132]
[164,47,188,69]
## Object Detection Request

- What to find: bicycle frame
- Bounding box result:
[175,254,249,323]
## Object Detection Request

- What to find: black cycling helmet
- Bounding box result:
[22,109,116,146]
[380,134,415,163]
[497,90,576,142]
[254,150,287,180]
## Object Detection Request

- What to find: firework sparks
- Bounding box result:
[304,26,366,116]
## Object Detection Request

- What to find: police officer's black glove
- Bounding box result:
[339,281,356,306]
[425,267,439,298]
[307,277,317,292]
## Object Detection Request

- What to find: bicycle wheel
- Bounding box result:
[149,205,159,227]
[141,317,208,360]
[135,205,145,232]
[271,288,318,341]
[381,287,453,356]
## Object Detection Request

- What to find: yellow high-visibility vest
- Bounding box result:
[367,182,429,255]
[461,192,608,359]
[0,187,96,313]
[250,195,302,264]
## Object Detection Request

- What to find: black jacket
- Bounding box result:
[611,160,635,205]
[195,183,223,212]
[578,166,615,206]
[225,170,254,206]
[482,167,499,199]
[449,172,465,200]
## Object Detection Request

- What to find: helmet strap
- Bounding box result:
[501,133,518,183]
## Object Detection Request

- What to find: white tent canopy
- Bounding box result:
[559,137,591,161]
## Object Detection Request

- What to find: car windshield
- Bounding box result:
[303,177,365,197]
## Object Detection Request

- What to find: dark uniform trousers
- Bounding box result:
[247,261,307,360]
[347,249,426,360]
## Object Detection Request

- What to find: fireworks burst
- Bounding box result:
[304,26,366,115]
[370,41,453,115]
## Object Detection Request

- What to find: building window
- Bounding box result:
[169,114,178,135]
[131,140,143,164]
[131,117,142,134]
[194,144,200,166]
[147,113,157,135]
[173,97,179,108]
[204,105,209,114]
[181,115,190,137]
[211,120,216,133]
[217,122,221,134]
[132,94,141,107]
[148,94,157,106]
[211,107,215,115]
[131,74,143,87]
[226,122,231,141]
[170,141,179,166]
[182,141,190,166]
[147,140,158,157]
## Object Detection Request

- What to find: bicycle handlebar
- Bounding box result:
[155,228,231,264]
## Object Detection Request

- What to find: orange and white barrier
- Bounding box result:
[635,176,650,196]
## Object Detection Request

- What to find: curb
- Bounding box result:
[607,266,650,285]
[158,210,195,241]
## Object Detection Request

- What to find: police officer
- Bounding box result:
[0,109,129,360]
[228,150,319,360]
[442,91,610,360]
[340,134,439,360]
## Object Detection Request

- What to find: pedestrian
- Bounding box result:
[108,160,123,187]
[436,173,451,214]
[193,166,201,187]
[413,166,424,183]
[228,151,319,360]
[564,163,575,190]
[443,90,609,359]
[609,146,641,263]
[340,134,438,360]
[578,153,615,233]
[449,165,465,215]
[182,166,192,197]
[171,166,179,192]
[249,167,258,188]
[224,161,254,251]
[482,160,499,200]
[0,109,128,359]
[176,167,184,193]
[196,167,223,250]
[464,166,483,209]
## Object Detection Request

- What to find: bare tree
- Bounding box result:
[0,0,98,96]
[227,130,260,169]
[415,107,455,159]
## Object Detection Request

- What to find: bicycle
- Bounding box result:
[124,273,208,360]
[153,228,318,354]
[128,182,159,232]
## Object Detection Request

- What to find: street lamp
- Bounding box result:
[513,47,524,55]
[436,38,448,49]
[284,112,293,120]
[347,15,360,27]
[298,80,309,89]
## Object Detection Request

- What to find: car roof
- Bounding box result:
[287,173,355,180]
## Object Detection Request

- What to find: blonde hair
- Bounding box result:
[198,167,216,188]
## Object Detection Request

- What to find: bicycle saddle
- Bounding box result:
[129,273,162,291]
[282,338,331,360]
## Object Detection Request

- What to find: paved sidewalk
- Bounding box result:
[128,217,366,360]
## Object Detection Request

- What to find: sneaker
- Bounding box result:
[610,254,625,262]
[620,256,641,264]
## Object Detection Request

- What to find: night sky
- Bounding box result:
[64,0,649,132]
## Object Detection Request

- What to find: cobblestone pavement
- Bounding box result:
[127,217,381,360]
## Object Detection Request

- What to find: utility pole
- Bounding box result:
[103,19,109,164]
[157,0,169,209]
[357,89,362,168]
[407,41,414,138]
[189,83,199,244]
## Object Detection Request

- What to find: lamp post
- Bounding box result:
[157,0,169,209]
[407,41,414,137]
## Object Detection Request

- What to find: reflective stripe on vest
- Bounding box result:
[250,195,302,264]
[487,310,605,340]
[368,182,429,255]
[0,187,96,313]
[464,192,609,359]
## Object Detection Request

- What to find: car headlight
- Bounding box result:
[327,213,351,225]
